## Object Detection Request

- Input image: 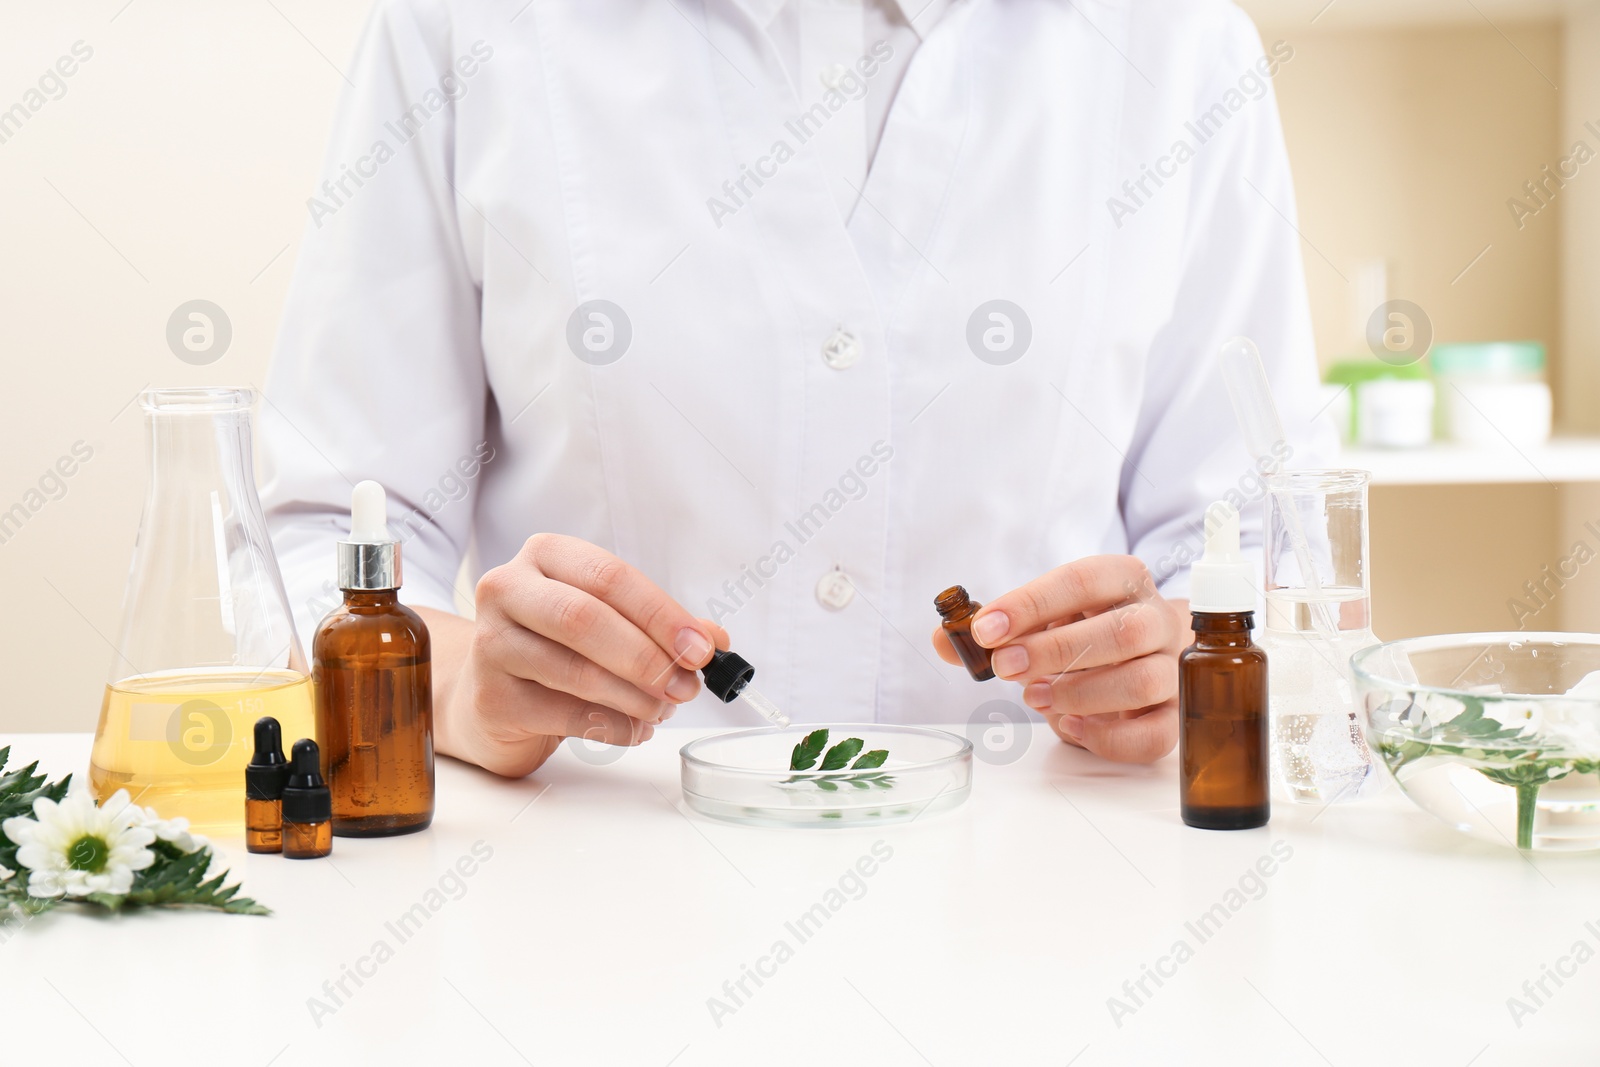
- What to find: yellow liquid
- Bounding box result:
[90,668,315,833]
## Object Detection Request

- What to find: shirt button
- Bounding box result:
[820,63,850,90]
[822,329,860,370]
[815,568,855,611]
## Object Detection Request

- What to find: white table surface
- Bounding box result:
[2,727,1595,1066]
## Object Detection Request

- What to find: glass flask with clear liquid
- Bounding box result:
[1256,469,1382,804]
[90,388,315,832]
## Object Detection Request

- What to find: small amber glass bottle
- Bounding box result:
[935,585,995,681]
[1179,502,1269,831]
[282,738,333,859]
[1180,612,1269,829]
[244,717,290,854]
[283,819,332,859]
[314,481,435,837]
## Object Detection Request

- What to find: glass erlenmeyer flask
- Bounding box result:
[90,387,315,832]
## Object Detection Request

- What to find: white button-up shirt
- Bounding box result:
[262,0,1334,729]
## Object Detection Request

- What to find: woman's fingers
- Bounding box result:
[474,622,674,723]
[482,536,705,707]
[451,671,654,778]
[970,556,1153,648]
[992,601,1173,681]
[697,617,732,653]
[1053,702,1178,764]
[528,532,719,670]
[1024,653,1178,716]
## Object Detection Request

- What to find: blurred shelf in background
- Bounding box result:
[1343,437,1600,485]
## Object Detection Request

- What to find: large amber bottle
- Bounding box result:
[313,481,434,837]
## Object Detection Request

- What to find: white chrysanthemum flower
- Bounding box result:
[0,864,12,882]
[1491,700,1543,737]
[1,790,155,899]
[136,807,209,855]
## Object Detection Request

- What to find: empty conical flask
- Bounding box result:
[90,387,315,832]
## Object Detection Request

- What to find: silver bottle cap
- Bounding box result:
[338,480,401,590]
[337,539,400,590]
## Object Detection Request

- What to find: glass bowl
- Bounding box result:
[1351,632,1600,851]
[679,723,972,828]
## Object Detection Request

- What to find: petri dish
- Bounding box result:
[679,723,972,828]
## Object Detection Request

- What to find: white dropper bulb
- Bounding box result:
[349,480,391,543]
[1205,501,1242,560]
[1189,501,1256,613]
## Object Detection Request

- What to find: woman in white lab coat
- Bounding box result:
[262,0,1332,776]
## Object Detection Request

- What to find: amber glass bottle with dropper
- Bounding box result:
[1179,501,1269,831]
[282,738,333,859]
[245,717,290,854]
[313,481,434,837]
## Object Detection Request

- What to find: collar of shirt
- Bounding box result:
[738,0,954,39]
[753,0,956,219]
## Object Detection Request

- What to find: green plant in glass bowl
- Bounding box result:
[1354,634,1600,852]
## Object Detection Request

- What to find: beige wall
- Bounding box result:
[0,3,369,732]
[1268,22,1563,383]
[1563,3,1600,434]
[1370,484,1555,638]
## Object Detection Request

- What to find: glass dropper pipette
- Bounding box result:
[700,649,791,727]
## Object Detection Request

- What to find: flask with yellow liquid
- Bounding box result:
[90,388,314,832]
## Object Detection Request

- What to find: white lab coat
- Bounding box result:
[262,0,1336,729]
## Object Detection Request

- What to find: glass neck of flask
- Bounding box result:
[114,388,305,680]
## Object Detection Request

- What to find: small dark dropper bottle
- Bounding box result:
[282,739,333,859]
[1180,502,1269,831]
[245,717,291,854]
[935,586,995,681]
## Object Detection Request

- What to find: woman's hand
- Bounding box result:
[420,534,726,777]
[932,556,1187,763]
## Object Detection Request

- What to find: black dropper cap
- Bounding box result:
[282,739,332,824]
[701,649,754,703]
[245,717,291,801]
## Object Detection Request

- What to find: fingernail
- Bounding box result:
[992,645,1028,678]
[675,627,714,667]
[1061,715,1084,742]
[1024,682,1053,709]
[972,612,1008,646]
[659,702,677,722]
[665,669,699,702]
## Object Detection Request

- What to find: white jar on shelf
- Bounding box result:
[1430,342,1552,448]
[1354,378,1434,449]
